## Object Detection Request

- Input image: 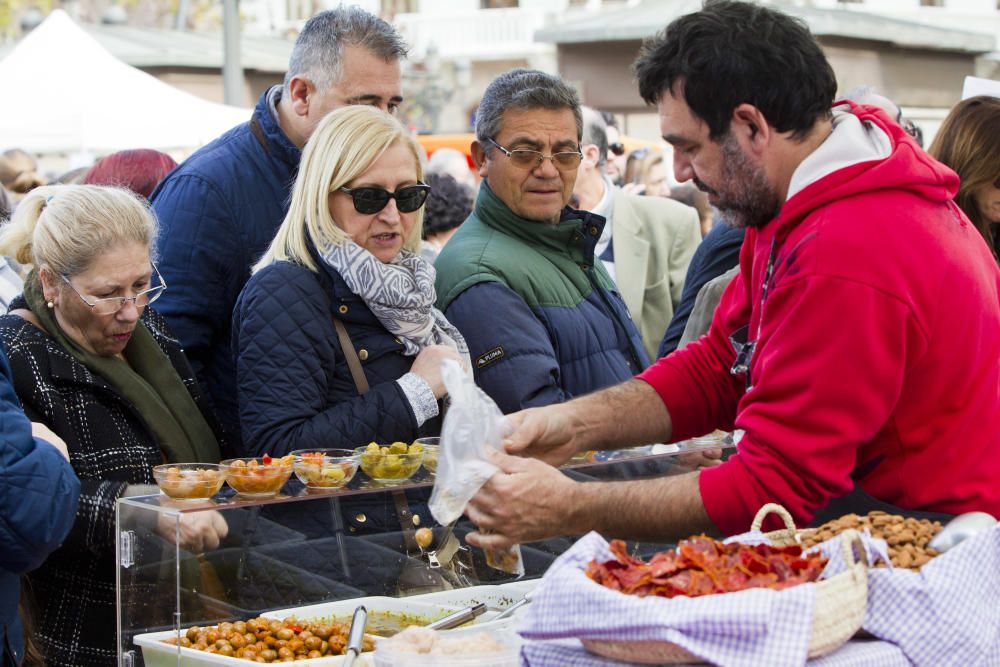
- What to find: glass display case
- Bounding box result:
[116,437,734,666]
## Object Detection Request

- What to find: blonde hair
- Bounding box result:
[255,105,424,273]
[0,184,158,276]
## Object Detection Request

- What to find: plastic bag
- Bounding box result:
[430,359,524,576]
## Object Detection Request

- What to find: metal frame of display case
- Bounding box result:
[116,438,734,666]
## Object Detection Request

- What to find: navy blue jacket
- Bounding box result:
[434,184,648,415]
[658,222,745,357]
[0,349,78,667]
[151,87,300,444]
[233,250,439,458]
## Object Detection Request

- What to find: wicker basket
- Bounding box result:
[582,504,868,664]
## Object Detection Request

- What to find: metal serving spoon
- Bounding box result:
[342,605,368,667]
[426,602,487,631]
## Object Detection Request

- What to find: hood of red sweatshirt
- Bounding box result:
[764,101,960,244]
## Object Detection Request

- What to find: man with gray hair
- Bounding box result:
[434,69,649,413]
[573,106,700,360]
[151,7,406,444]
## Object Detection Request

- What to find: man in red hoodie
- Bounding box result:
[463,0,1000,549]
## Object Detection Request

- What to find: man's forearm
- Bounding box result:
[570,379,673,452]
[565,471,718,543]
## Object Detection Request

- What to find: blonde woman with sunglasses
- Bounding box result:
[233,106,468,476]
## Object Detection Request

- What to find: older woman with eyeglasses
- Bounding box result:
[0,184,226,666]
[234,106,468,464]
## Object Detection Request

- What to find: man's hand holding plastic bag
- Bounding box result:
[429,359,525,576]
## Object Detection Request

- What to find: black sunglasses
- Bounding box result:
[338,184,431,214]
[608,142,625,157]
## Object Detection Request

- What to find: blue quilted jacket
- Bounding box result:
[434,183,649,414]
[0,348,79,666]
[151,87,298,445]
[232,246,440,459]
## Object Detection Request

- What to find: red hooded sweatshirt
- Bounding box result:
[639,103,1000,535]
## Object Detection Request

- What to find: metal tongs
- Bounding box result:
[426,602,487,630]
[342,605,368,667]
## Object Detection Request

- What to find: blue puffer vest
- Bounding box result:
[434,183,649,414]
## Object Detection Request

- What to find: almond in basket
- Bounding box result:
[802,511,942,570]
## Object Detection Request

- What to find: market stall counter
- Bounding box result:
[116,439,729,666]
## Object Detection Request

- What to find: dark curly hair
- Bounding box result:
[422,173,474,239]
[633,0,836,141]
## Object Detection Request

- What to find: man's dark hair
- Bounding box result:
[633,0,836,141]
[422,173,474,239]
[475,68,582,147]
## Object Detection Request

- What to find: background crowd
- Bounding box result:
[1,2,998,666]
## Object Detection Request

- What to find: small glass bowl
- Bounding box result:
[414,437,440,474]
[291,449,360,489]
[220,456,294,497]
[153,463,225,502]
[356,443,425,484]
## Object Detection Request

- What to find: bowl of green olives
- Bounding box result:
[356,441,425,484]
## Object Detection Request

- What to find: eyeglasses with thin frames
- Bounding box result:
[60,265,167,316]
[488,138,583,171]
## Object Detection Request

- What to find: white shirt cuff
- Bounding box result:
[396,372,439,427]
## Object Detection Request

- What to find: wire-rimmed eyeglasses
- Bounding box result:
[60,264,167,315]
[488,138,583,171]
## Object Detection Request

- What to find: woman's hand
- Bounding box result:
[156,510,229,553]
[31,422,70,461]
[409,345,462,398]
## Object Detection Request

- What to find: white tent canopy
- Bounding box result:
[0,10,250,154]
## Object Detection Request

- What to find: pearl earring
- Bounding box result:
[46,300,54,309]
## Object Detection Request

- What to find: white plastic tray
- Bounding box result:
[132,585,538,666]
[134,629,352,667]
[134,598,460,667]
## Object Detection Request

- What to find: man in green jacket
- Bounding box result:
[434,69,648,415]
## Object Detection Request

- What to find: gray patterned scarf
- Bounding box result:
[320,240,471,366]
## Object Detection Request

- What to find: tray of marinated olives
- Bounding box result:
[220,455,294,498]
[153,463,225,502]
[133,598,459,666]
[291,449,360,489]
[356,442,425,484]
[136,616,374,666]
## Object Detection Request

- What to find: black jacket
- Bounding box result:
[0,302,220,666]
